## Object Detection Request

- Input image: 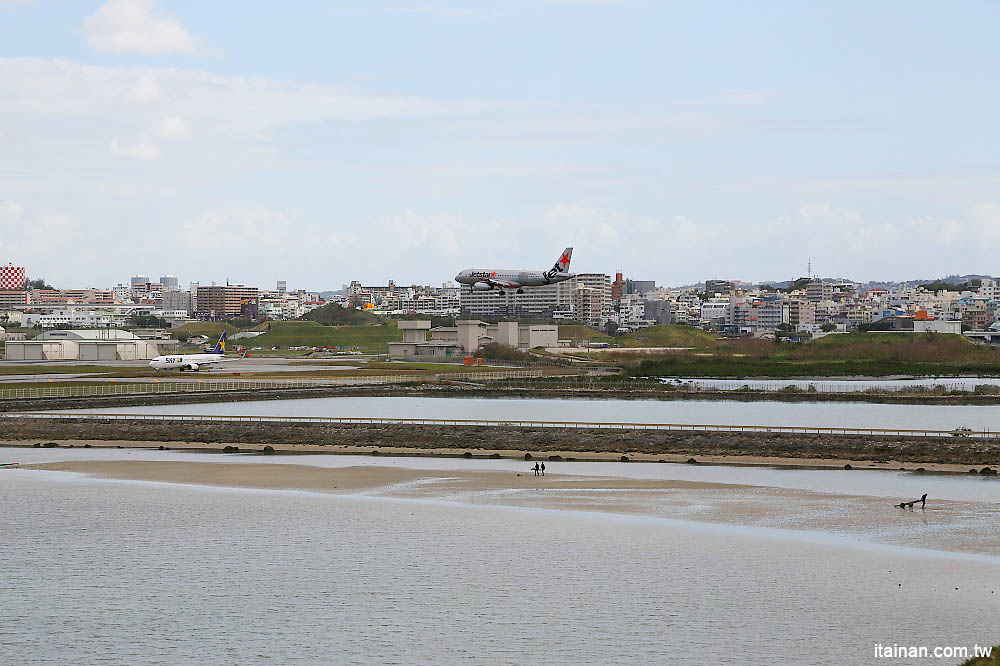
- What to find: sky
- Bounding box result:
[2,0,1000,290]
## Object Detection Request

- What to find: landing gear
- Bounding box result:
[498,290,506,296]
[516,288,524,294]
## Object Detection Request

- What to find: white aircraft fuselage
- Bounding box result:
[455,247,574,293]
[148,352,226,371]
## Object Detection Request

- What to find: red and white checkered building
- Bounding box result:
[0,263,26,290]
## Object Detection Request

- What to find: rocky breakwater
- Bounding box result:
[3,416,1000,466]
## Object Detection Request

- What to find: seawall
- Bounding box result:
[4,416,1000,466]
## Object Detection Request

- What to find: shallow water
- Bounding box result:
[54,395,1000,432]
[2,471,998,665]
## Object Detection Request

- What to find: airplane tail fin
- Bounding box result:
[553,247,573,273]
[212,331,227,354]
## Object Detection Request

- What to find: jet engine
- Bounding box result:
[472,282,493,291]
[186,363,200,371]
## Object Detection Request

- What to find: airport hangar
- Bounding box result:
[3,329,169,361]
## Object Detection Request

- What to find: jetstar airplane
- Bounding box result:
[455,247,574,295]
[148,331,239,371]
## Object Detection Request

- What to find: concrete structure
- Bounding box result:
[572,285,604,327]
[162,290,193,315]
[159,275,179,290]
[0,290,29,309]
[387,320,557,359]
[4,329,163,360]
[196,284,259,318]
[459,273,610,323]
[0,263,25,290]
[914,320,962,334]
[704,279,734,296]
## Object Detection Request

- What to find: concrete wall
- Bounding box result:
[398,320,431,343]
[524,325,558,349]
[492,322,519,347]
[914,320,962,334]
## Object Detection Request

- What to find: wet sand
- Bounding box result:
[22,458,1000,557]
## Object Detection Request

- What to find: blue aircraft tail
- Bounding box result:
[210,331,227,354]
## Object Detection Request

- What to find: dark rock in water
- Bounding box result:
[565,457,577,462]
[686,458,699,465]
[68,444,74,448]
[969,468,979,474]
[223,445,240,453]
[158,445,165,451]
[463,451,473,458]
[490,453,501,459]
[260,445,276,455]
[982,467,997,475]
[370,450,380,456]
[33,442,41,447]
[620,455,630,462]
[84,444,91,448]
[915,467,926,473]
[843,464,852,470]
[548,455,562,461]
[43,442,59,448]
[524,452,533,460]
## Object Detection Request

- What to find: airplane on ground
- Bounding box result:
[148,331,240,371]
[455,247,574,295]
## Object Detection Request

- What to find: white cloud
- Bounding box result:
[125,74,168,104]
[0,201,80,286]
[153,115,191,140]
[82,0,200,55]
[110,134,160,160]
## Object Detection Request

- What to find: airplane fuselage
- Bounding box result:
[454,269,575,289]
[148,353,225,371]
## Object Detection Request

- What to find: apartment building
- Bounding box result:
[195,284,259,318]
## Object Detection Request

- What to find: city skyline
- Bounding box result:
[3,2,1000,287]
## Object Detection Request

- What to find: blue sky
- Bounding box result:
[2,0,999,289]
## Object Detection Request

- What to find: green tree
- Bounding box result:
[24,277,54,290]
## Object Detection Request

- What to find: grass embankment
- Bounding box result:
[557,325,612,344]
[619,324,718,348]
[299,302,377,326]
[246,321,402,353]
[629,332,1000,378]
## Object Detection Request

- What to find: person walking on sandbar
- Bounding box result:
[533,462,540,476]
[540,462,546,476]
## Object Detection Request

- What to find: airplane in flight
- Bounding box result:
[148,331,239,371]
[455,247,574,295]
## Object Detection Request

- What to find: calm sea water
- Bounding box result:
[58,395,1000,431]
[2,466,999,665]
